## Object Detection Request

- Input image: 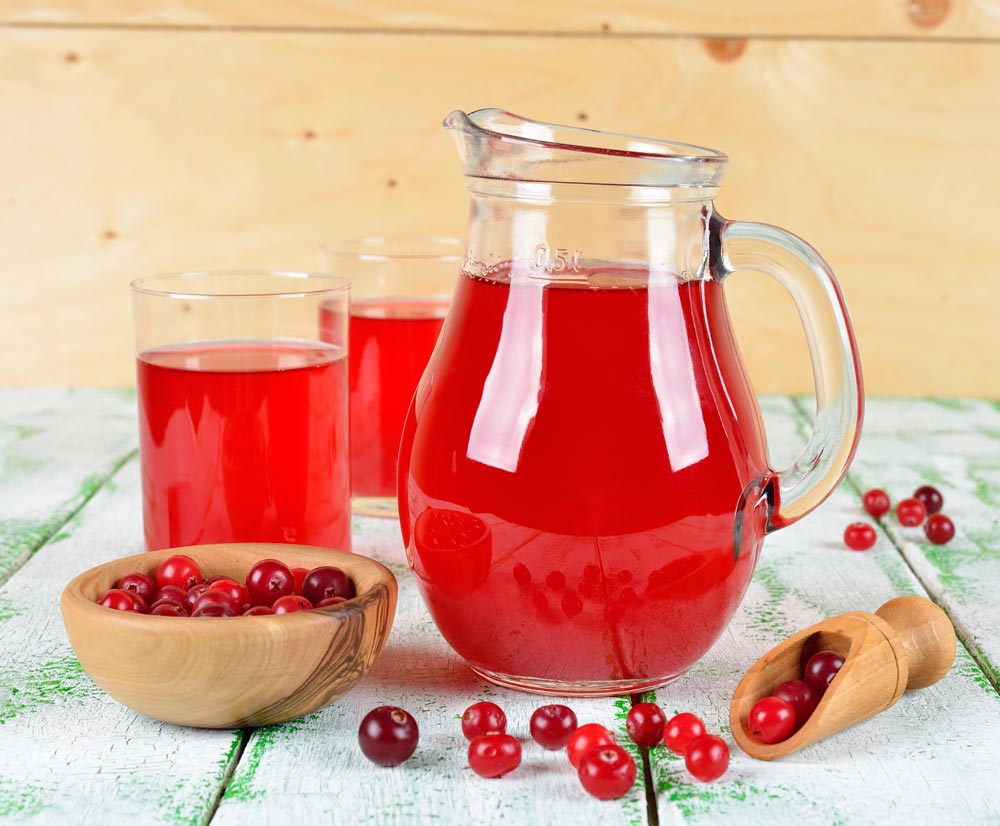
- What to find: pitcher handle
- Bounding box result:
[713,214,864,529]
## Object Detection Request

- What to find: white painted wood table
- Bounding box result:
[1,389,999,824]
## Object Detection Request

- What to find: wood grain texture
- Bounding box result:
[1,30,999,395]
[0,453,242,825]
[0,388,137,585]
[4,0,1000,38]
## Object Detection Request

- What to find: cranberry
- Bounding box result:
[191,594,237,617]
[567,724,615,768]
[243,605,274,616]
[772,679,819,730]
[844,522,877,551]
[530,704,578,750]
[245,559,295,607]
[626,702,667,748]
[272,595,313,614]
[155,554,203,591]
[151,602,188,617]
[117,572,156,604]
[316,596,348,608]
[358,706,418,767]
[301,566,355,605]
[184,583,212,613]
[925,513,955,545]
[804,650,845,692]
[462,702,507,740]
[577,745,637,800]
[896,498,927,527]
[862,489,891,518]
[99,588,145,612]
[663,712,707,755]
[291,567,309,595]
[153,585,186,604]
[685,734,729,782]
[913,485,944,515]
[468,733,521,778]
[748,697,796,744]
[207,578,250,612]
[150,597,185,612]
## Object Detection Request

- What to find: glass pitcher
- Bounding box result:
[398,109,863,696]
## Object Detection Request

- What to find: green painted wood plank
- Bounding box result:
[638,396,1000,823]
[0,388,138,585]
[0,456,241,825]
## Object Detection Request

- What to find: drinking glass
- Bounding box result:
[321,237,460,517]
[131,270,351,552]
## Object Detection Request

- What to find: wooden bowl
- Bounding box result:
[61,543,397,729]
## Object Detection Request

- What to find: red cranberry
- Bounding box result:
[461,702,507,740]
[117,572,156,604]
[844,522,877,551]
[99,588,145,613]
[150,597,185,612]
[862,489,891,518]
[155,554,202,591]
[291,567,309,595]
[772,679,819,729]
[896,498,927,527]
[243,605,274,616]
[804,650,845,692]
[567,724,615,768]
[316,596,347,608]
[913,485,944,515]
[577,745,636,800]
[925,513,955,545]
[191,593,237,617]
[626,702,667,748]
[184,583,212,613]
[748,697,796,744]
[207,578,250,612]
[301,566,355,606]
[272,595,313,614]
[685,734,729,782]
[358,706,418,766]
[245,559,294,607]
[663,712,706,755]
[530,704,578,750]
[468,733,521,778]
[151,602,188,617]
[153,585,187,604]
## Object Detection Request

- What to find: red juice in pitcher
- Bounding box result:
[137,340,350,551]
[347,297,448,497]
[398,269,773,690]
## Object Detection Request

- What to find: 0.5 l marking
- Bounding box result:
[533,244,582,275]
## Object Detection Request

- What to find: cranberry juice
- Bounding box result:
[399,271,772,687]
[348,297,448,497]
[137,340,350,551]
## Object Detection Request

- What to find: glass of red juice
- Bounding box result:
[131,271,352,552]
[321,237,460,517]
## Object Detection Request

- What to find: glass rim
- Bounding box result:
[321,235,463,262]
[130,270,351,299]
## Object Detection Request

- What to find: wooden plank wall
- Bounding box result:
[2,1,999,396]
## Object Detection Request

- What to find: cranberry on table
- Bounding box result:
[896,498,927,527]
[913,485,944,515]
[577,745,637,800]
[804,650,845,692]
[245,559,295,607]
[925,513,955,545]
[461,701,507,740]
[567,723,615,768]
[272,595,313,614]
[243,605,274,616]
[772,679,820,729]
[662,712,707,755]
[685,734,730,782]
[301,566,356,606]
[626,702,667,748]
[862,489,891,518]
[99,589,146,613]
[155,554,203,591]
[530,704,578,750]
[748,696,796,744]
[468,733,521,778]
[843,522,877,551]
[151,602,188,617]
[117,572,156,604]
[358,706,419,767]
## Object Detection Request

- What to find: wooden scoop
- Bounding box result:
[730,596,956,760]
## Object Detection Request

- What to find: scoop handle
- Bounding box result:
[875,596,957,690]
